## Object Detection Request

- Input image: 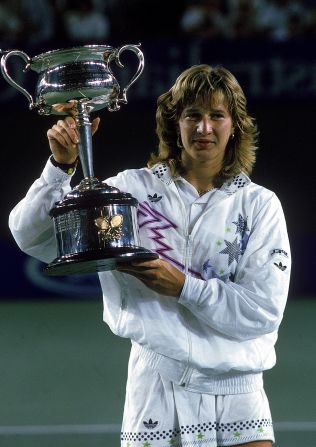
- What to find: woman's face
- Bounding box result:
[178,93,233,168]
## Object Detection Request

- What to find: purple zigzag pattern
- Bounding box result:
[138,202,202,278]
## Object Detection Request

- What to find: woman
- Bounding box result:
[9,64,291,446]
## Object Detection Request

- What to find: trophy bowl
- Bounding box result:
[1,44,144,114]
[1,44,158,275]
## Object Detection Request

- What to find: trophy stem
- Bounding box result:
[76,100,94,179]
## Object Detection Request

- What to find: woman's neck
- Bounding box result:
[181,158,222,192]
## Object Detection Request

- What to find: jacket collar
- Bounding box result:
[219,173,251,195]
[151,163,251,196]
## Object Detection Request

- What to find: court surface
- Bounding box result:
[0,298,315,447]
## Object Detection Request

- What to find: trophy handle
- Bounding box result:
[0,50,35,110]
[108,44,144,110]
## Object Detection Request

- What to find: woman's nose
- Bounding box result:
[197,117,213,134]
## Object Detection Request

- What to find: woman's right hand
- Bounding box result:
[47,104,100,164]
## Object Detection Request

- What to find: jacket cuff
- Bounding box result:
[42,157,74,184]
[178,275,206,306]
[50,155,78,175]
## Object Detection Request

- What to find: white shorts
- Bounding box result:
[121,348,275,447]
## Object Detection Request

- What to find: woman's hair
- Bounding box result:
[148,64,258,184]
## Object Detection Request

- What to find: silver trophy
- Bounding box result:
[1,45,158,275]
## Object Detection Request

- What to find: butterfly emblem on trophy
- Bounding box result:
[95,214,124,244]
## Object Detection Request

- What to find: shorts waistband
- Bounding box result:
[132,342,263,395]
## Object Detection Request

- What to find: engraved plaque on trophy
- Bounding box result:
[1,44,158,275]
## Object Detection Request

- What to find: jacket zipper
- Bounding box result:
[180,365,192,387]
[181,220,193,386]
[172,182,193,386]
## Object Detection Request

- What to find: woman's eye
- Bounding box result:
[185,113,199,120]
[211,113,224,120]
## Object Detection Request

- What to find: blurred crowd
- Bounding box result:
[179,0,316,41]
[0,0,316,50]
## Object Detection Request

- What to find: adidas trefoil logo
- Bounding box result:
[274,262,287,271]
[143,418,158,429]
[148,193,162,203]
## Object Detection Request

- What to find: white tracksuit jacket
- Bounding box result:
[9,159,291,395]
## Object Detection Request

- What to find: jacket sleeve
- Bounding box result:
[178,193,291,341]
[8,158,73,263]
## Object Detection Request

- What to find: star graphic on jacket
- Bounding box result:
[202,259,212,274]
[233,214,249,236]
[219,237,242,265]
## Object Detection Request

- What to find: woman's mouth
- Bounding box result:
[193,139,215,148]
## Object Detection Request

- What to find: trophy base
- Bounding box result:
[44,247,159,276]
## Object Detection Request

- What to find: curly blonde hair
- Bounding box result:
[148,64,258,185]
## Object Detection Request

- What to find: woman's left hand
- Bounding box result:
[117,258,185,298]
